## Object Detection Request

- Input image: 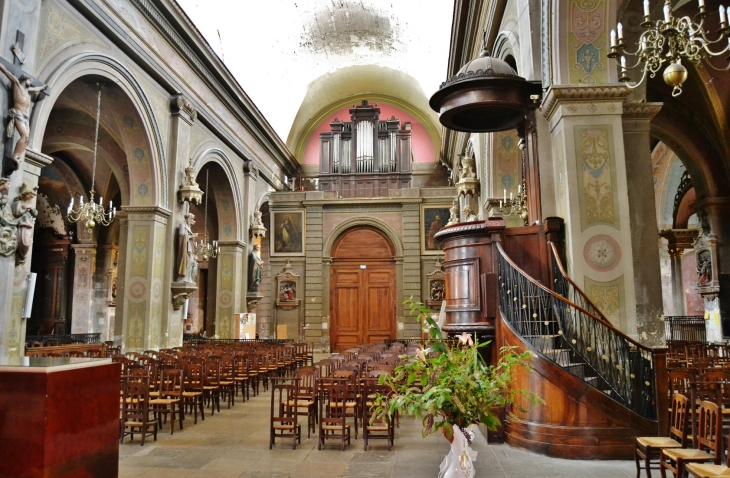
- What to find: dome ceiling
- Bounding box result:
[177,0,454,141]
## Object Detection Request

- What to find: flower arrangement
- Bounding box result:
[372,299,542,443]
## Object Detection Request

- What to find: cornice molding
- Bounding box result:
[119,205,172,218]
[127,0,298,175]
[218,240,247,250]
[169,94,197,123]
[23,148,54,169]
[539,85,631,120]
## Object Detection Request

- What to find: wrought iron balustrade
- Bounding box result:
[664,316,706,343]
[497,242,657,419]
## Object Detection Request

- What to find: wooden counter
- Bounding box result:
[0,357,121,478]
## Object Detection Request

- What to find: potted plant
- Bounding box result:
[372,299,542,478]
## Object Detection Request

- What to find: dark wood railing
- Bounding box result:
[25,333,102,347]
[182,335,294,346]
[498,242,659,419]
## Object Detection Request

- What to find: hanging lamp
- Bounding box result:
[67,83,116,230]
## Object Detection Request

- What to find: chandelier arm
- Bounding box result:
[622,65,650,89]
[699,41,730,57]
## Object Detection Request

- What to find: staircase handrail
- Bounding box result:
[496,241,657,419]
[547,241,653,353]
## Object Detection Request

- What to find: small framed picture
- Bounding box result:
[421,205,450,255]
[270,210,306,256]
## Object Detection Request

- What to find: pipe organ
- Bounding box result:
[319,100,412,198]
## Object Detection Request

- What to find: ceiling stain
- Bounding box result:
[299,0,403,57]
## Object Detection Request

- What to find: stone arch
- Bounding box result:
[323,217,404,259]
[30,53,167,208]
[191,147,244,242]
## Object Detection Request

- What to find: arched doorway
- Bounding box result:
[330,226,395,351]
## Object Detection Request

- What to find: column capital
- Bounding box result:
[659,228,700,252]
[622,102,663,133]
[118,206,172,219]
[71,243,98,253]
[218,240,247,251]
[539,85,631,125]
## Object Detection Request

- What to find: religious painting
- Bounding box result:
[270,210,305,256]
[421,205,450,255]
[276,260,300,310]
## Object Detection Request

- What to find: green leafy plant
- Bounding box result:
[372,299,543,442]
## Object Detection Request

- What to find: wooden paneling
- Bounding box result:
[0,361,121,477]
[330,227,396,351]
[496,313,657,459]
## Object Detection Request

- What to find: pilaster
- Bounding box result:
[304,205,324,349]
[401,203,421,338]
[0,148,52,357]
[164,94,196,347]
[70,244,97,334]
[117,206,171,352]
[215,241,245,339]
[540,85,644,339]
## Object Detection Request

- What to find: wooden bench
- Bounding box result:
[25,343,107,358]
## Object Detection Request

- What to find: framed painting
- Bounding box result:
[270,209,305,256]
[421,205,450,254]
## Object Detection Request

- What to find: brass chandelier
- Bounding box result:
[608,0,730,96]
[498,139,529,225]
[193,169,219,261]
[67,83,116,230]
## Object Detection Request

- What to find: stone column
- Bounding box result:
[540,86,647,339]
[659,229,700,316]
[215,241,245,339]
[97,244,118,342]
[622,103,664,341]
[162,95,197,348]
[116,207,170,352]
[69,243,96,334]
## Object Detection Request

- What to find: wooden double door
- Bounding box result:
[329,227,396,352]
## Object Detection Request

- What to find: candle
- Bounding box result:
[518,184,521,194]
[644,0,651,16]
[499,200,502,209]
[617,23,623,40]
[664,3,671,21]
[621,56,627,70]
[699,0,704,6]
[727,6,730,22]
[69,197,74,208]
[99,196,103,205]
[109,201,112,210]
[610,30,616,47]
[503,189,507,202]
[79,195,84,205]
[510,192,513,201]
[113,207,116,216]
[721,5,727,23]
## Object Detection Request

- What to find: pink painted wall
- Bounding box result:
[301,103,436,165]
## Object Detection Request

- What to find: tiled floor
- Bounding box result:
[119,379,639,478]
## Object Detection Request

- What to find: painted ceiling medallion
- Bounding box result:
[584,235,622,272]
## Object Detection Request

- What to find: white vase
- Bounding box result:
[438,424,477,478]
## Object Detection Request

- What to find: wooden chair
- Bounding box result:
[361,378,393,451]
[219,358,236,409]
[636,393,689,478]
[332,369,360,439]
[686,427,730,477]
[204,360,222,415]
[291,366,318,438]
[660,400,724,478]
[120,377,157,445]
[318,377,351,450]
[182,363,205,424]
[270,377,301,450]
[232,355,252,402]
[149,368,184,435]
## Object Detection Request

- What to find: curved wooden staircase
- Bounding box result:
[495,241,666,459]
